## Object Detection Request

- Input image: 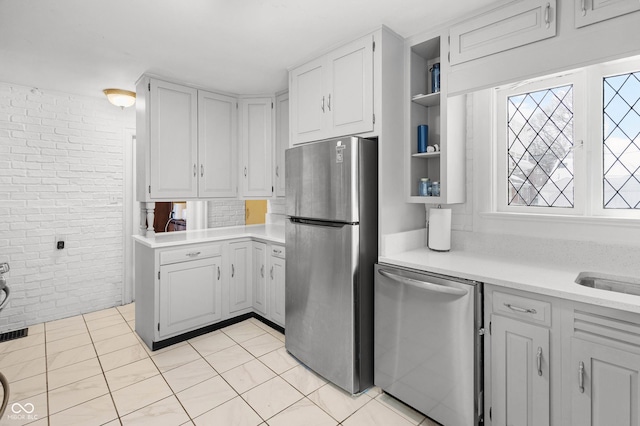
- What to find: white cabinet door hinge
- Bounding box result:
[372,40,376,52]
[157,271,160,280]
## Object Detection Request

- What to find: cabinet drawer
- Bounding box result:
[270,245,285,259]
[493,291,551,326]
[160,244,222,265]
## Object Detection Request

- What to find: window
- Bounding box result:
[495,57,640,219]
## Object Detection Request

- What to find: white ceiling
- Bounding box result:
[0,0,499,99]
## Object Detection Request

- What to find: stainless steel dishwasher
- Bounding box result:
[374,263,483,426]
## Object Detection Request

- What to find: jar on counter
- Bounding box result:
[419,178,431,196]
[432,181,440,197]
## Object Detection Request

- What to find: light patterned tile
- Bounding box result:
[83,307,120,322]
[85,315,126,332]
[121,310,135,322]
[162,358,217,393]
[364,385,383,398]
[104,358,159,392]
[267,398,337,426]
[221,359,276,394]
[419,417,441,426]
[89,322,132,342]
[222,322,265,343]
[204,344,254,373]
[111,375,173,416]
[188,331,235,357]
[267,329,285,343]
[45,332,92,355]
[258,346,299,375]
[249,317,272,331]
[241,376,303,420]
[8,373,47,402]
[0,332,44,354]
[49,394,117,426]
[0,344,45,369]
[193,396,262,426]
[28,323,45,335]
[240,332,283,358]
[93,332,140,356]
[308,382,372,423]
[2,391,48,426]
[99,343,148,371]
[375,393,426,424]
[135,333,187,356]
[48,374,109,415]
[47,358,102,390]
[176,376,236,418]
[151,344,201,373]
[45,324,88,343]
[342,399,415,426]
[280,364,327,395]
[1,357,46,383]
[120,395,190,426]
[45,315,85,332]
[46,344,96,371]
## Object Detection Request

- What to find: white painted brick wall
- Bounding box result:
[0,83,135,331]
[207,200,246,228]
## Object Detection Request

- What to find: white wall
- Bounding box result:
[207,200,245,228]
[0,82,135,331]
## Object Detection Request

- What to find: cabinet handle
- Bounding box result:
[244,167,247,177]
[270,266,274,279]
[193,164,196,177]
[186,251,201,257]
[328,93,331,111]
[231,264,235,278]
[217,266,220,280]
[275,166,279,177]
[536,347,543,376]
[260,265,264,278]
[544,2,551,28]
[321,96,325,113]
[504,303,537,314]
[581,0,586,16]
[200,164,204,177]
[578,361,585,393]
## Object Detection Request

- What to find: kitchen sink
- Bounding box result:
[575,272,640,296]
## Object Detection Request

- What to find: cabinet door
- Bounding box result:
[240,98,273,197]
[449,0,556,65]
[149,79,198,199]
[228,242,252,314]
[269,256,285,327]
[198,91,237,197]
[571,338,640,426]
[290,58,325,145]
[159,256,221,338]
[325,34,374,138]
[274,92,289,197]
[252,242,268,316]
[575,0,640,28]
[492,315,550,426]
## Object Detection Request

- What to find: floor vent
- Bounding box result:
[0,328,28,343]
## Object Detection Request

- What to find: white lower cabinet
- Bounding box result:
[228,241,253,315]
[159,256,221,338]
[252,242,268,316]
[268,245,286,327]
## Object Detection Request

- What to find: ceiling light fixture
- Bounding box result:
[103,89,136,109]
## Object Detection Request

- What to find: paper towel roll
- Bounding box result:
[428,207,451,251]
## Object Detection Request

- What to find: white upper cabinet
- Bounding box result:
[149,79,198,199]
[574,0,640,27]
[274,92,288,197]
[240,98,273,198]
[290,33,374,145]
[198,91,237,198]
[450,0,557,65]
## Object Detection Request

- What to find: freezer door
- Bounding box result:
[285,218,361,393]
[285,137,360,223]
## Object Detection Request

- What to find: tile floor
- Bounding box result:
[0,304,438,426]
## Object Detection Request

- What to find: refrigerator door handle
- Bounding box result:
[378,269,468,297]
[289,217,351,228]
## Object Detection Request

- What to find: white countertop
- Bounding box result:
[133,224,285,248]
[380,248,640,314]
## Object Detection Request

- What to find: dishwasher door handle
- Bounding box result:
[378,269,468,297]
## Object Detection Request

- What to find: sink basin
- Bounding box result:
[575,272,640,296]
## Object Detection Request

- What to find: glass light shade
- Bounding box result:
[103,89,136,108]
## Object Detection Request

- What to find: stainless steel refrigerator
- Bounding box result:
[285,136,378,394]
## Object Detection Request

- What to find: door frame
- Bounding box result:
[123,129,136,304]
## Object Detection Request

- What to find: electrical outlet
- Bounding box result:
[56,235,65,250]
[109,194,118,204]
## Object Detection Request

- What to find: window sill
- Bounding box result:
[478,211,640,228]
